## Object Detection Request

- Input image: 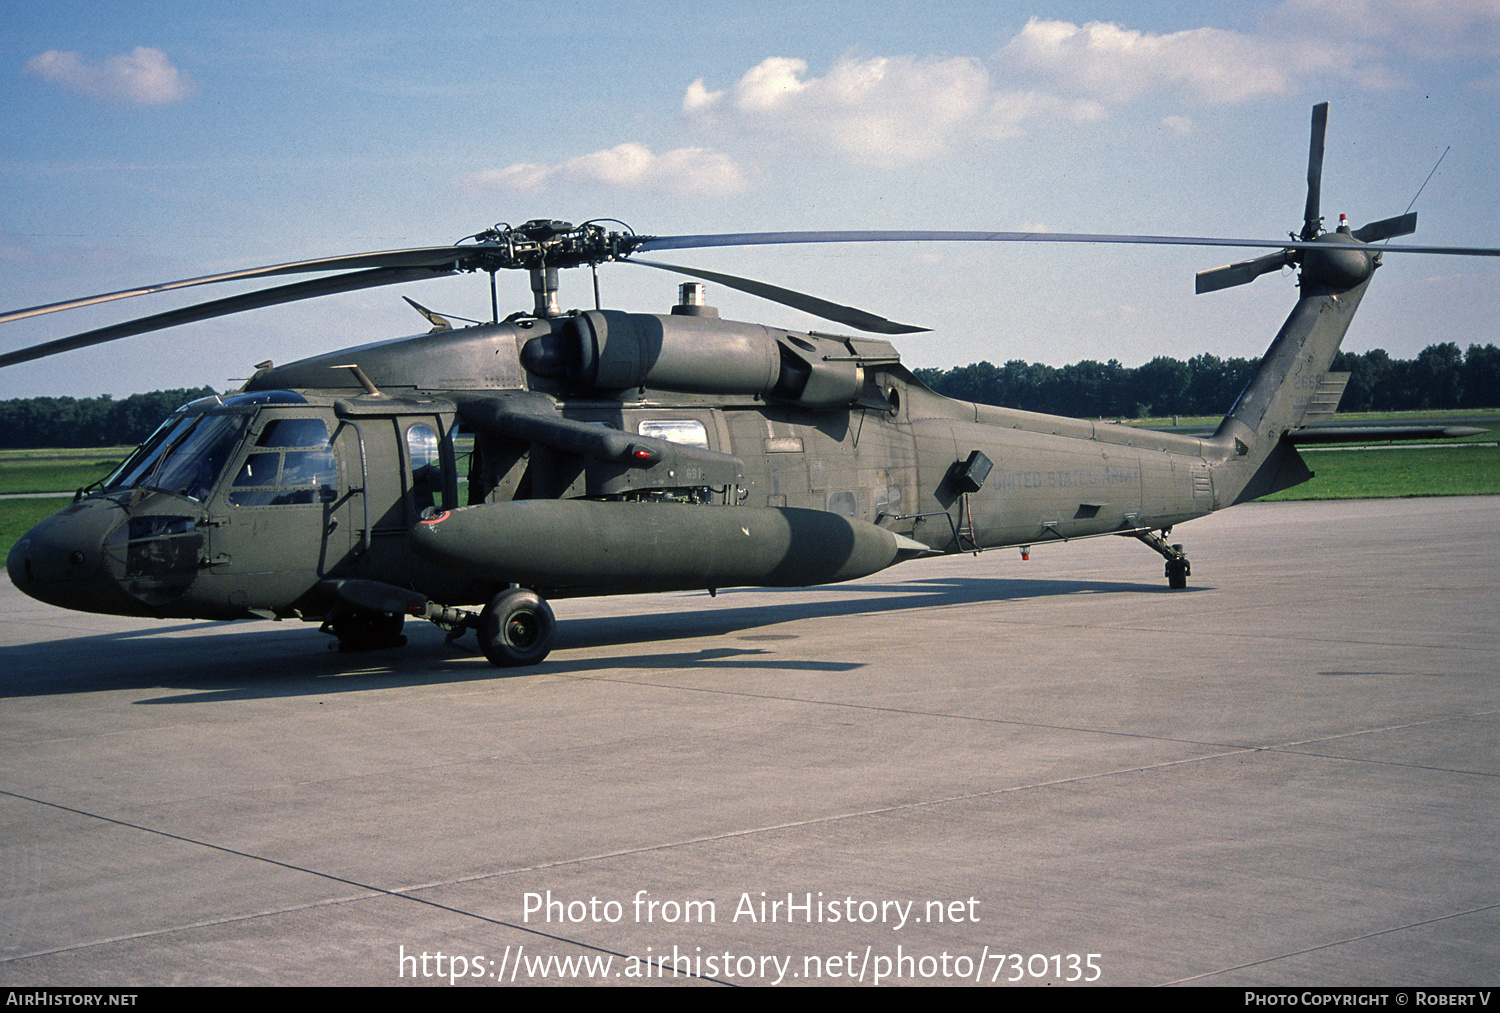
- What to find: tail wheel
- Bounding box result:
[1165,551,1190,590]
[477,589,556,667]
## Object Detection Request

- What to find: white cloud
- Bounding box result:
[24,47,196,104]
[463,143,745,196]
[733,56,814,112]
[1270,0,1500,59]
[983,90,1107,138]
[501,8,1482,185]
[683,54,1101,164]
[677,9,1482,170]
[997,18,1398,104]
[681,78,721,113]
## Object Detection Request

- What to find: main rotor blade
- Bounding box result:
[633,229,1500,258]
[1195,251,1292,294]
[0,245,485,326]
[1302,102,1328,241]
[629,259,928,335]
[0,265,443,368]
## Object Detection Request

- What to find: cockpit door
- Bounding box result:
[201,411,358,607]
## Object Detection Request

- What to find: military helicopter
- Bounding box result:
[5,104,1496,666]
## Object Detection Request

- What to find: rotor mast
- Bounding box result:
[530,265,561,318]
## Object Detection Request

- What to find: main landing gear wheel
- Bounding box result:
[478,589,556,667]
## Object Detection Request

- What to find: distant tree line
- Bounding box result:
[1,342,1495,448]
[0,388,216,449]
[912,343,1500,418]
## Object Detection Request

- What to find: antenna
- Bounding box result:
[1404,146,1450,217]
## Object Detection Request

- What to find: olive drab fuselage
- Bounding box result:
[7,252,1373,636]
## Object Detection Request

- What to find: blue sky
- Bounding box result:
[1,0,1496,400]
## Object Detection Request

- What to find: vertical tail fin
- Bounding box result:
[1208,271,1371,504]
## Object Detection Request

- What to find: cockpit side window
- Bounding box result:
[257,418,330,448]
[229,416,337,507]
[104,414,197,492]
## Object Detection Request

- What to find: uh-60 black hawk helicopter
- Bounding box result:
[4,104,1496,666]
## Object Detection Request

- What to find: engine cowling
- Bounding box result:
[520,311,866,407]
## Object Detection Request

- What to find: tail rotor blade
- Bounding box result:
[1353,212,1418,244]
[1195,251,1291,294]
[1302,102,1329,241]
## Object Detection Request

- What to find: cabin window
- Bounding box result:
[447,423,478,506]
[406,424,442,513]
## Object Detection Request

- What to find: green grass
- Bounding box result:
[0,453,125,553]
[0,497,72,550]
[0,459,122,495]
[1121,410,1500,500]
[0,447,134,461]
[1263,443,1500,500]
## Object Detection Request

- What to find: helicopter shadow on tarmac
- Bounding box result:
[551,572,1184,654]
[0,572,1185,703]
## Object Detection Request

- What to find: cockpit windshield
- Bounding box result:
[102,411,249,502]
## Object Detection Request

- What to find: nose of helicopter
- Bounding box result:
[7,497,138,614]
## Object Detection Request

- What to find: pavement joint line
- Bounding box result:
[542,670,1500,761]
[1272,709,1500,747]
[4,753,1491,974]
[432,716,1500,886]
[400,718,1500,887]
[574,679,1267,748]
[2,747,1271,944]
[1158,900,1500,985]
[0,888,380,965]
[9,709,1488,909]
[9,706,1490,834]
[1262,747,1499,776]
[1259,709,1500,776]
[0,787,732,984]
[392,746,1272,888]
[976,622,1500,654]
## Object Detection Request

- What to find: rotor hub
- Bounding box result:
[1300,233,1376,289]
[460,219,647,274]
